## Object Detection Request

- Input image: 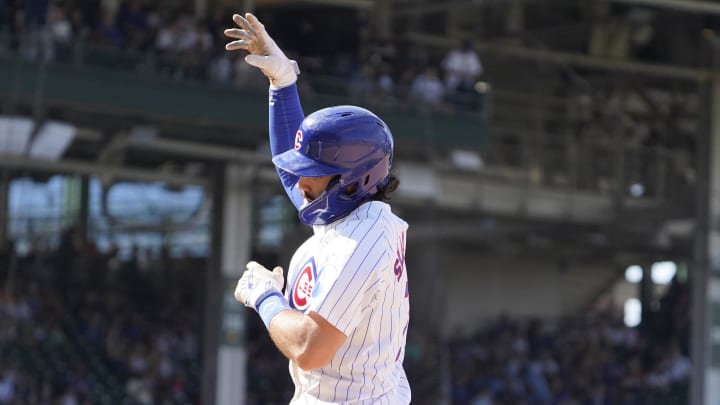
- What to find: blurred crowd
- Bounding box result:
[0,226,438,405]
[0,226,205,404]
[0,226,435,405]
[448,278,691,405]
[0,223,693,405]
[0,0,486,113]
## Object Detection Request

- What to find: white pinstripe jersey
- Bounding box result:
[284,201,411,405]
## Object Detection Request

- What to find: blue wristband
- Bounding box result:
[257,292,290,329]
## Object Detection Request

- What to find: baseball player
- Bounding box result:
[224,13,411,405]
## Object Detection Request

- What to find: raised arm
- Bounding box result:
[268,87,305,209]
[224,13,304,209]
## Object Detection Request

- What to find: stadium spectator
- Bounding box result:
[17,0,51,61]
[114,0,152,51]
[91,8,125,49]
[409,66,447,110]
[441,39,483,110]
[48,3,72,45]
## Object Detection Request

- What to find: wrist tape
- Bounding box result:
[256,292,290,329]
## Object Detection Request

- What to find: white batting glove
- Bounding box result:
[224,13,300,89]
[234,261,285,310]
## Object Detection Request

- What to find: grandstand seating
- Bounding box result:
[0,1,697,404]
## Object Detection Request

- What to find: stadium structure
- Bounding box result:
[0,0,718,404]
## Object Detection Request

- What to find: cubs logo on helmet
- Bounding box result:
[293,130,303,150]
[291,257,317,311]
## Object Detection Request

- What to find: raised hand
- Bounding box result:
[224,13,299,89]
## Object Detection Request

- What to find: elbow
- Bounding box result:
[293,347,332,371]
[279,311,345,371]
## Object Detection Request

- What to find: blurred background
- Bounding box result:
[0,0,718,404]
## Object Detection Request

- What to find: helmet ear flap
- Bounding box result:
[338,168,380,200]
[328,175,358,199]
[339,180,359,198]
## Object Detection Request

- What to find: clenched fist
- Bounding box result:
[234,261,285,310]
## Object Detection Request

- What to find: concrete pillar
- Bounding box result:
[242,0,255,13]
[201,167,223,405]
[62,175,87,234]
[638,263,654,335]
[406,234,445,403]
[375,0,392,38]
[407,235,446,336]
[0,171,9,253]
[195,0,208,19]
[79,176,89,241]
[638,263,652,305]
[691,69,720,405]
[445,6,460,39]
[202,164,253,405]
[100,0,120,15]
[505,0,525,41]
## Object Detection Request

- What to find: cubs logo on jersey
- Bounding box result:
[290,257,316,311]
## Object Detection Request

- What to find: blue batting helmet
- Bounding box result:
[272,105,394,226]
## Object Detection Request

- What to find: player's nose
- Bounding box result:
[297,177,315,199]
[297,177,311,192]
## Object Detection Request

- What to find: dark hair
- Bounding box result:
[372,173,400,203]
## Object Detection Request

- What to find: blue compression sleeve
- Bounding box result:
[269,85,305,210]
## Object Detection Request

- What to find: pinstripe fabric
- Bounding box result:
[285,201,411,405]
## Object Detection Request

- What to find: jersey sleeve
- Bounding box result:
[269,85,305,210]
[307,227,390,336]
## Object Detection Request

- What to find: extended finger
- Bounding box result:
[225,40,250,51]
[233,14,257,37]
[223,28,252,40]
[245,13,265,34]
